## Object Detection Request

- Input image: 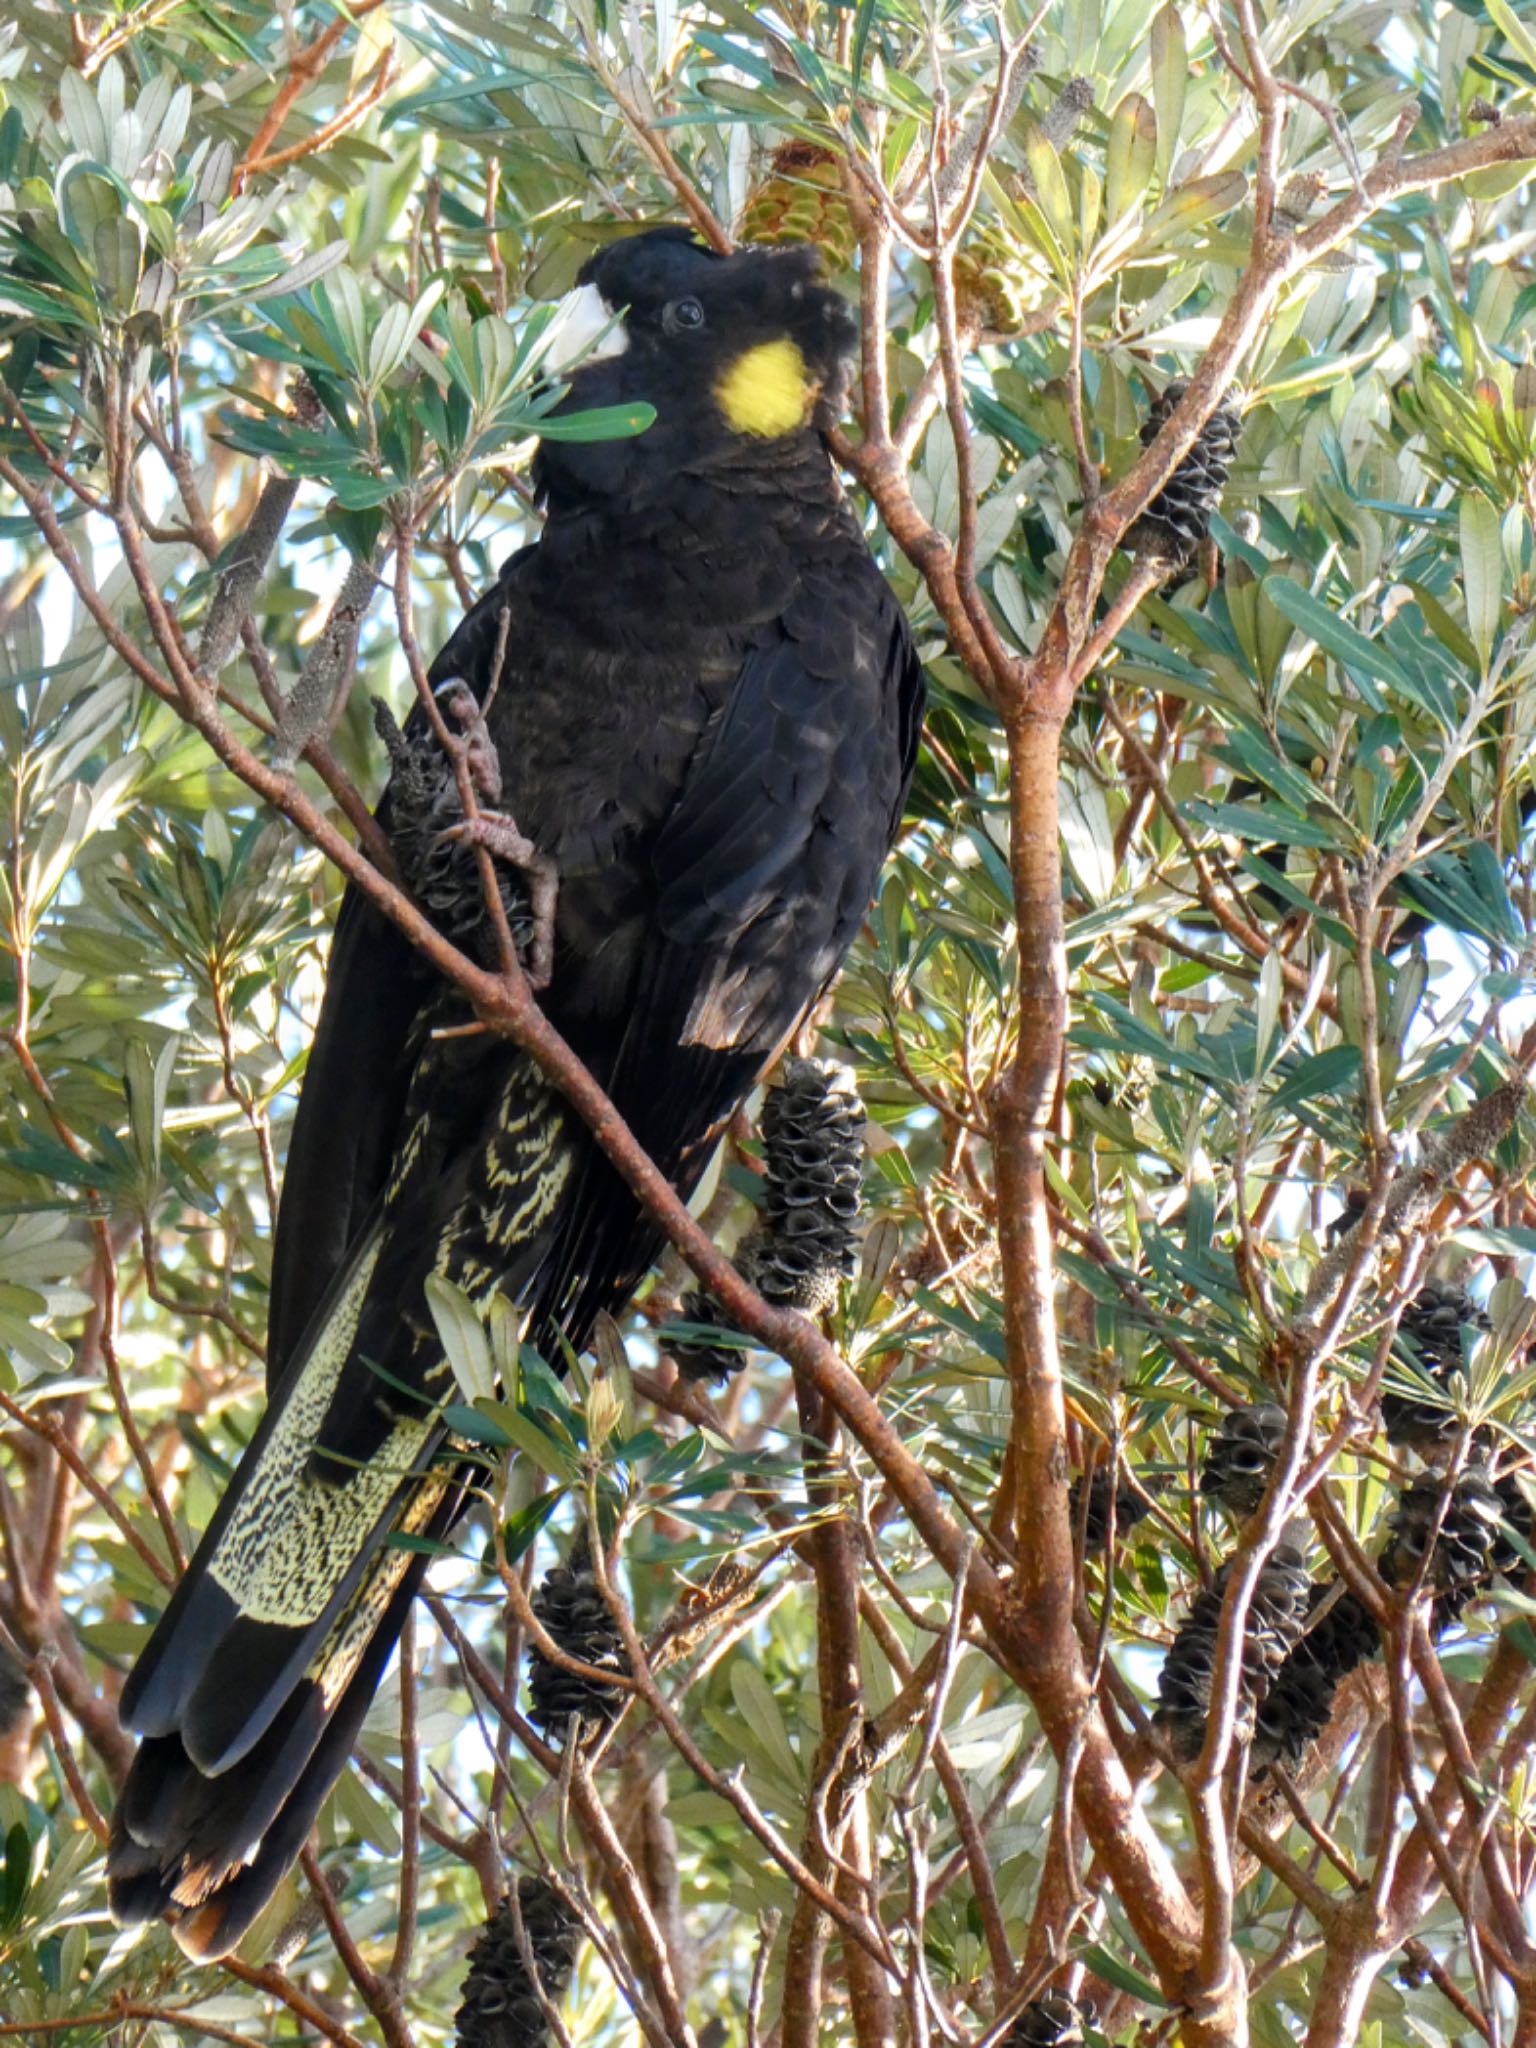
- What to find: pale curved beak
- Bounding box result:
[536,282,630,374]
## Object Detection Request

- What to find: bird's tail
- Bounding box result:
[106,1226,460,1960]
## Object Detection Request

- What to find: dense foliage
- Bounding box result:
[5,3,1536,2044]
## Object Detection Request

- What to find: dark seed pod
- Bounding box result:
[1380,1469,1504,1631]
[1155,1545,1311,1764]
[754,1059,866,1312]
[1002,1989,1094,2047]
[1125,380,1242,560]
[673,1060,866,1383]
[1382,1279,1488,1450]
[456,1876,581,2048]
[1069,1467,1155,1553]
[1492,1468,1534,1578]
[0,1644,28,1741]
[1200,1403,1288,1517]
[526,1541,627,1741]
[1252,1582,1380,1774]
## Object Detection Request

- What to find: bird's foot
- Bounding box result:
[441,813,559,991]
[436,681,502,805]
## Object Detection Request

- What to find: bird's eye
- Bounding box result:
[664,296,706,334]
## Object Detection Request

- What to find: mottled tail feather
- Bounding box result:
[108,1547,433,1960]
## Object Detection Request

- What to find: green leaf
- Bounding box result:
[1104,93,1156,225]
[1460,490,1503,668]
[1267,1045,1362,1113]
[535,401,657,443]
[425,1275,496,1404]
[1259,576,1412,695]
[1080,1943,1169,2007]
[1149,6,1187,179]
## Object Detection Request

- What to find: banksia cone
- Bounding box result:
[1125,380,1241,560]
[754,1059,865,1313]
[674,1060,866,1383]
[1200,1403,1287,1516]
[1380,1469,1503,1631]
[456,1876,581,2048]
[526,1540,627,1740]
[1383,1278,1488,1449]
[1493,1468,1534,1577]
[738,142,856,268]
[1252,1582,1380,1773]
[1069,1466,1155,1552]
[1002,1990,1094,2046]
[953,220,1034,336]
[1155,1546,1311,1763]
[0,1645,27,1738]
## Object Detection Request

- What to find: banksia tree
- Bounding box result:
[8,5,1536,2046]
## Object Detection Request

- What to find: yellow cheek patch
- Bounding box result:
[715,338,816,437]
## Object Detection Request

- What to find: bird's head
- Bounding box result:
[539,225,858,450]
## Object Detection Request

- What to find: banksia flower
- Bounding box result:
[1201,1403,1288,1517]
[1069,1466,1155,1552]
[953,221,1034,336]
[1382,1278,1488,1450]
[1380,1469,1504,1631]
[1125,380,1242,561]
[1002,1990,1094,2046]
[1252,1582,1380,1774]
[1155,1546,1311,1764]
[674,1060,866,1383]
[738,142,856,268]
[526,1540,627,1740]
[456,1877,581,2048]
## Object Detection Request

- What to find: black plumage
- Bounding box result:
[107,228,924,1959]
[455,1877,581,2048]
[1001,1990,1094,2046]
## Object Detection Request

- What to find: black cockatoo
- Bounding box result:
[106,226,924,1958]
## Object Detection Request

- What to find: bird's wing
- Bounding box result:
[536,576,922,1337]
